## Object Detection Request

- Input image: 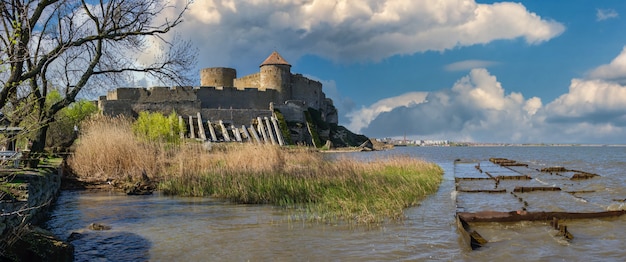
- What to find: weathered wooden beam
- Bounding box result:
[271,116,285,146]
[513,186,561,193]
[188,116,195,139]
[457,189,506,193]
[264,117,276,145]
[457,210,626,223]
[248,126,261,144]
[178,116,184,139]
[257,117,268,143]
[196,112,207,141]
[207,120,218,142]
[232,126,242,142]
[456,215,488,250]
[241,125,252,143]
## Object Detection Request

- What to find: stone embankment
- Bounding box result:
[0,160,73,261]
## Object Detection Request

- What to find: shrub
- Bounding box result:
[132,111,185,143]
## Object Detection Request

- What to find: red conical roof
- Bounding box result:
[260,51,291,67]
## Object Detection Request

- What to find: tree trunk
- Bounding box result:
[30,123,49,153]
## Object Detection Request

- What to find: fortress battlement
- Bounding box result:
[99,51,341,145]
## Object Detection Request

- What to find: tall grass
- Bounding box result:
[68,116,165,182]
[70,116,443,223]
[161,145,443,223]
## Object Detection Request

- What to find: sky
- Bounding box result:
[151,0,626,144]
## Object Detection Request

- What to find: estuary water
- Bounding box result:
[45,146,626,261]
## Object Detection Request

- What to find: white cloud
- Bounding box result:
[545,79,626,124]
[164,0,564,69]
[354,68,541,141]
[587,46,626,83]
[346,92,428,133]
[355,67,626,144]
[444,60,499,71]
[597,8,619,21]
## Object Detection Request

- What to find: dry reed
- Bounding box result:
[68,116,163,182]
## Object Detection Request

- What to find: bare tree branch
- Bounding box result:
[0,0,195,152]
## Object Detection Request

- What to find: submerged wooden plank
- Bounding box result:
[456,215,488,250]
[457,189,506,193]
[457,210,626,223]
[513,186,561,193]
[455,157,619,250]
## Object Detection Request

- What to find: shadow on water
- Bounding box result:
[44,190,155,261]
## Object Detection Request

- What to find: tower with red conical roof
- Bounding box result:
[260,51,292,103]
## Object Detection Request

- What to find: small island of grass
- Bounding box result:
[69,116,443,224]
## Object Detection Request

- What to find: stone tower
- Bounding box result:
[260,51,292,103]
[200,67,237,87]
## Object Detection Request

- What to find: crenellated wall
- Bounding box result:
[233,73,260,89]
[98,52,343,142]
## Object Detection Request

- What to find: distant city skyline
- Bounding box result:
[144,0,626,144]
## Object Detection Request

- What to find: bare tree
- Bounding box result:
[0,0,196,152]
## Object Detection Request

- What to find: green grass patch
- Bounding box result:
[159,153,443,224]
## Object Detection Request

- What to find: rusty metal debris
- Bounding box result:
[455,157,625,250]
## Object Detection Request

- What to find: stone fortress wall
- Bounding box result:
[99,51,338,140]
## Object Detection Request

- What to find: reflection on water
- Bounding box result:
[46,146,626,261]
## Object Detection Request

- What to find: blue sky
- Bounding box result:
[152,0,626,144]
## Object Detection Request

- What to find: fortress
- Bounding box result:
[99,51,366,147]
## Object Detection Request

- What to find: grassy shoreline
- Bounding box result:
[69,116,444,223]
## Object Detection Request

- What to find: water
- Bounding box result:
[45,146,626,261]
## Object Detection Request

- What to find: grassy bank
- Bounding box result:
[69,116,443,223]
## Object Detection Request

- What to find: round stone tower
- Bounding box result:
[200,67,237,87]
[260,51,292,103]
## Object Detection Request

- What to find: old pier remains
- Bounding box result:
[455,157,625,250]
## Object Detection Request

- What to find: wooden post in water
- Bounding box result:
[196,112,207,141]
[264,117,276,145]
[219,120,231,142]
[188,116,196,139]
